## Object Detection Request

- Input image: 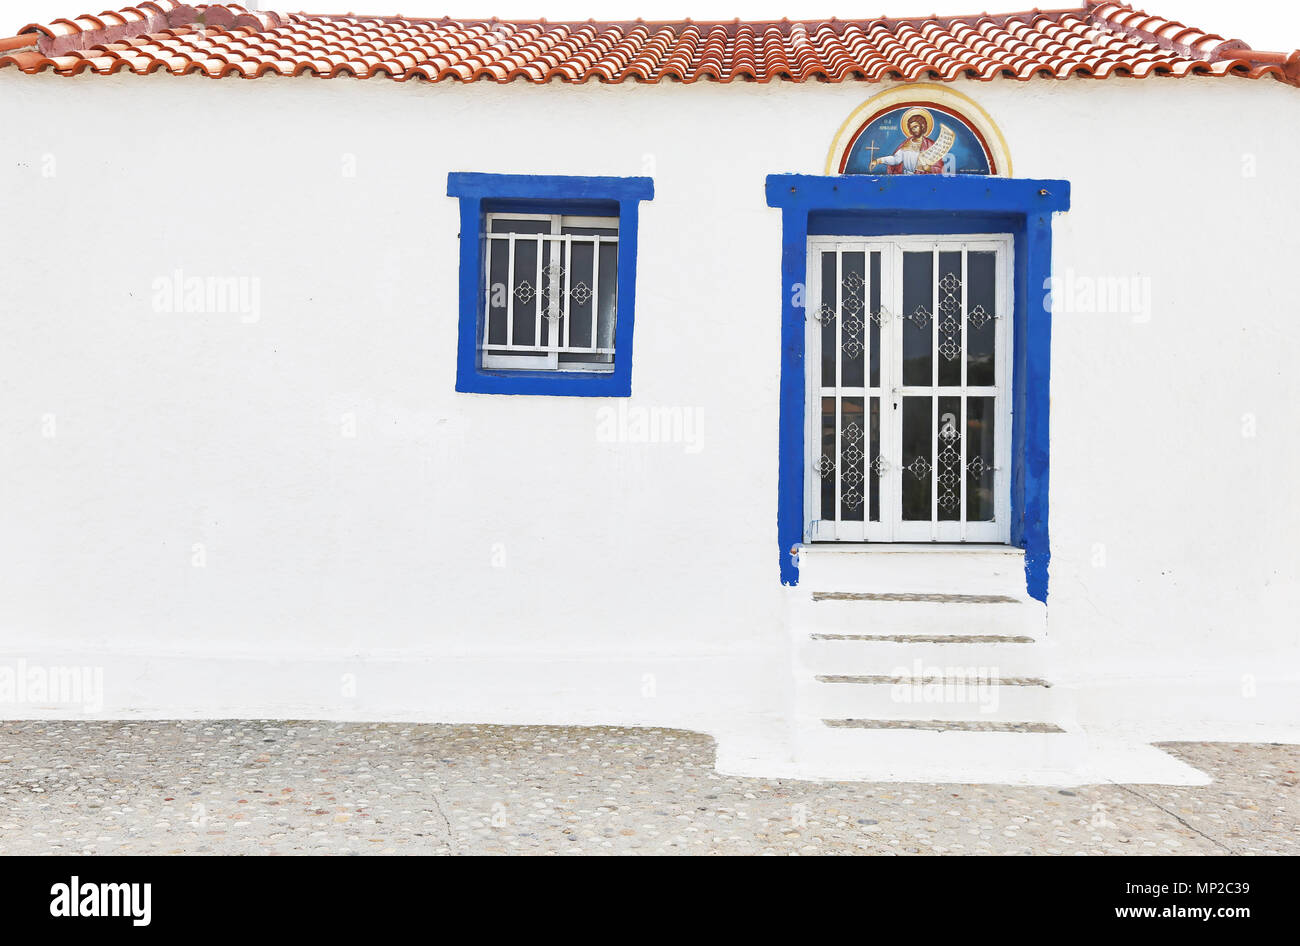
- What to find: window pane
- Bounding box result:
[566,238,596,350]
[557,231,616,369]
[511,235,540,348]
[561,225,618,361]
[595,238,617,362]
[490,217,550,234]
[560,225,617,237]
[487,237,509,347]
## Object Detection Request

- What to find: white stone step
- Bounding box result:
[798,634,1054,679]
[791,595,1046,639]
[795,673,1059,722]
[781,545,1082,783]
[795,545,1028,598]
[790,719,1090,782]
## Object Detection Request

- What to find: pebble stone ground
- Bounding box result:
[0,721,1295,855]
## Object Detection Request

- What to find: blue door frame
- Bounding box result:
[765,174,1070,602]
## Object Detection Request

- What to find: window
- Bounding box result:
[447,173,654,397]
[482,213,619,373]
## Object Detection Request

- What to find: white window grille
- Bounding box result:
[482,213,619,372]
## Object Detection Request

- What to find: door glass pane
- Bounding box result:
[966,251,996,387]
[869,251,882,389]
[819,397,836,521]
[840,397,866,522]
[820,252,836,387]
[840,252,866,388]
[901,396,932,520]
[936,396,962,522]
[937,251,963,387]
[868,396,881,522]
[902,251,933,386]
[966,396,996,521]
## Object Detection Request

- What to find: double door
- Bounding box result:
[806,235,1012,542]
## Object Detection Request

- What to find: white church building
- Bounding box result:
[1,0,1297,782]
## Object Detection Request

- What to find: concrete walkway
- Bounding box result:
[0,721,1294,855]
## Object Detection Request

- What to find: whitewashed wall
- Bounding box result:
[0,72,1296,746]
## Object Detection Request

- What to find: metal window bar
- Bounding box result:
[834,247,845,532]
[507,233,517,348]
[590,236,600,351]
[930,247,939,539]
[561,233,572,352]
[959,246,968,540]
[534,230,544,352]
[481,238,493,350]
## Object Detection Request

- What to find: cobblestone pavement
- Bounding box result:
[0,721,1295,855]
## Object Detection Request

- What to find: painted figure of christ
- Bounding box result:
[870,109,944,175]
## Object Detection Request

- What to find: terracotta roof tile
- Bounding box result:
[1,1,1297,86]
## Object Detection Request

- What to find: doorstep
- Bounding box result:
[795,543,1025,556]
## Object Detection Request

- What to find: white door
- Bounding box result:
[805,235,1012,543]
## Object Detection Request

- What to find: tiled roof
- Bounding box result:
[1,1,1297,86]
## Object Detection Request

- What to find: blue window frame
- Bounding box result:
[447,172,654,397]
[766,174,1070,601]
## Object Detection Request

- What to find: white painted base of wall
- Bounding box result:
[0,646,779,727]
[6,644,1293,786]
[1064,676,1300,746]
